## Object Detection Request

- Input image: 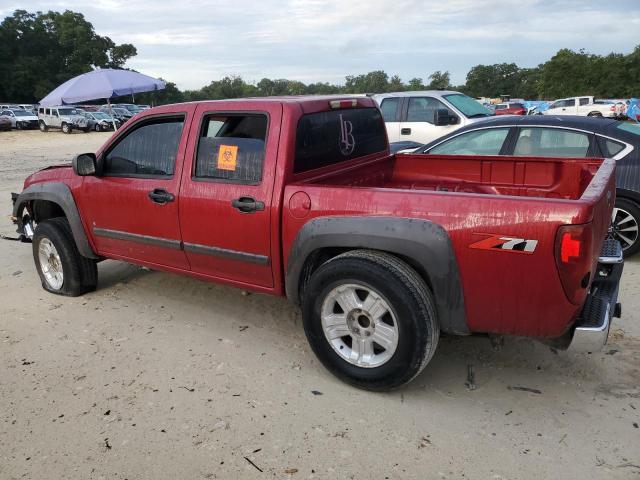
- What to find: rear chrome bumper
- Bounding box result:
[569,238,623,352]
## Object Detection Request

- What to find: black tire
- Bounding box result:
[302,250,439,391]
[61,122,71,134]
[32,217,97,296]
[16,121,22,130]
[39,121,48,132]
[613,198,640,257]
[587,111,603,117]
[94,124,101,132]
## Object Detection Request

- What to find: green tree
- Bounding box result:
[0,9,136,102]
[427,71,451,89]
[344,70,389,93]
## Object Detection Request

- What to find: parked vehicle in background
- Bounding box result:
[493,102,527,116]
[77,105,101,112]
[595,100,627,119]
[81,111,121,131]
[11,96,622,390]
[0,114,12,131]
[37,106,84,133]
[405,115,640,256]
[544,96,618,118]
[100,107,133,123]
[1,109,39,129]
[0,104,23,110]
[110,103,142,115]
[373,90,494,144]
[137,104,150,110]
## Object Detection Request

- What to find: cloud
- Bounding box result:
[2,0,639,89]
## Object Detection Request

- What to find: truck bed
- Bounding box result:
[305,153,604,201]
[284,153,616,339]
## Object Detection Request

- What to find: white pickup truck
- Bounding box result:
[372,90,494,145]
[543,96,618,118]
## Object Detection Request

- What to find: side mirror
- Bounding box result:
[73,153,97,176]
[435,108,458,126]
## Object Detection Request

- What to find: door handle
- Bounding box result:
[148,188,175,204]
[231,196,265,213]
[401,128,411,135]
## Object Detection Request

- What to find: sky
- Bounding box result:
[1,0,639,90]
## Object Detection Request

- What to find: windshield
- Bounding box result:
[93,112,111,120]
[13,110,31,116]
[58,108,78,116]
[443,94,493,118]
[617,123,640,136]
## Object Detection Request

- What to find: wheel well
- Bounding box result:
[617,190,640,207]
[32,200,66,223]
[297,247,434,302]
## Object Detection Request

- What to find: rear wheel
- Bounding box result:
[32,218,97,296]
[611,198,640,257]
[302,250,439,391]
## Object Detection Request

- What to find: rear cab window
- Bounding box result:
[294,108,387,174]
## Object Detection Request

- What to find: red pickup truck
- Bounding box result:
[12,96,624,390]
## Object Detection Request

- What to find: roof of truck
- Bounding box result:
[164,95,374,108]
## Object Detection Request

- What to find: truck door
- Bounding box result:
[78,109,193,269]
[399,96,458,144]
[178,103,282,288]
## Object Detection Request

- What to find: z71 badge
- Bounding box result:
[469,234,538,254]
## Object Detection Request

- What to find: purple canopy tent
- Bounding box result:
[39,68,165,129]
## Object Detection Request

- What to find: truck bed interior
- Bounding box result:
[305,154,604,200]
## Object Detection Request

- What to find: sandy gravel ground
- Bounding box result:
[1,130,639,480]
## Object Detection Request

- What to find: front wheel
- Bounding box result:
[612,198,640,257]
[39,121,48,132]
[302,250,439,391]
[94,124,101,132]
[32,218,97,296]
[61,122,71,134]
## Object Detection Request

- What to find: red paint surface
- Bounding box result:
[21,97,616,339]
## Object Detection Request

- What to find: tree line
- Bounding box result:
[1,9,639,105]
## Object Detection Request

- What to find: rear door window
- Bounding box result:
[514,128,590,157]
[428,128,510,155]
[194,113,268,184]
[596,136,627,158]
[294,108,387,173]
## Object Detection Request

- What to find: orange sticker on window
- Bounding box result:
[217,145,238,171]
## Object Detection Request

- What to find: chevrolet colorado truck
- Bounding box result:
[11,96,624,390]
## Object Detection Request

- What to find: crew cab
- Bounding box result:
[373,90,494,145]
[544,96,618,118]
[12,96,623,390]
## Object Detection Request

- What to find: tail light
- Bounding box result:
[555,224,594,305]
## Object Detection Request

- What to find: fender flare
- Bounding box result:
[285,216,469,335]
[13,182,98,259]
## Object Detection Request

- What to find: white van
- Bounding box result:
[372,90,494,145]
